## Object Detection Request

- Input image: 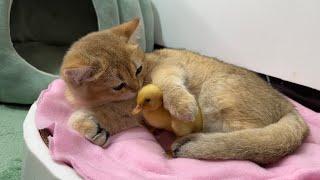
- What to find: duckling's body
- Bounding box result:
[133,84,202,136]
[143,107,173,131]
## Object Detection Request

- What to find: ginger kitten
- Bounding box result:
[61,19,150,146]
[61,19,308,164]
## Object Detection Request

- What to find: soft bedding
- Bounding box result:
[36,79,320,180]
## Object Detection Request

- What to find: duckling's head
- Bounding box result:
[132,84,163,115]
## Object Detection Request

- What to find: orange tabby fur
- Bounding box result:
[145,49,308,164]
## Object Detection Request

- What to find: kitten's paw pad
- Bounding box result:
[164,93,198,121]
[174,101,198,122]
[171,134,199,158]
[68,110,99,138]
[91,128,110,148]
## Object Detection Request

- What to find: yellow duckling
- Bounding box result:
[132,84,203,136]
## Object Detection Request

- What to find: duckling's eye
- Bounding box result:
[145,98,151,103]
[135,65,142,76]
[113,82,127,91]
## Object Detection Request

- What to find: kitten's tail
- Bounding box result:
[173,110,309,164]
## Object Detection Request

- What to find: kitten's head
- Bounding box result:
[61,19,147,106]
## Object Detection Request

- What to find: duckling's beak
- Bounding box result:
[132,105,142,115]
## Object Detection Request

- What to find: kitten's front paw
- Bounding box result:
[68,110,109,147]
[91,127,110,148]
[164,92,198,121]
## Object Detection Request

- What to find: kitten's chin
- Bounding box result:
[119,92,137,101]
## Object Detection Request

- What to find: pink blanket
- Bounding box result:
[36,79,320,180]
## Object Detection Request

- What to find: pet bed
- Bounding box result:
[0,0,154,104]
[24,79,320,179]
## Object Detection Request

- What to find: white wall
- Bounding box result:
[151,0,320,90]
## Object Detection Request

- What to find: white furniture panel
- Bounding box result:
[151,0,320,90]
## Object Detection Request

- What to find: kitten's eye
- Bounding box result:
[113,82,127,91]
[135,65,142,76]
[145,98,151,103]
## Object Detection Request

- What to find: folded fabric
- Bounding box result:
[36,79,320,180]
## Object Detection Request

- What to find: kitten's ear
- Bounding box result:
[63,66,95,86]
[109,18,140,43]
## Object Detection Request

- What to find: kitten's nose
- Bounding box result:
[128,82,140,91]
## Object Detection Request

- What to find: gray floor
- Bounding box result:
[0,104,29,180]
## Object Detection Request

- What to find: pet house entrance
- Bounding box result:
[10,0,98,75]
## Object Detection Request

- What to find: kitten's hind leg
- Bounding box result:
[68,110,110,147]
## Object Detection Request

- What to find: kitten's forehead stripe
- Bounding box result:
[124,64,134,78]
[118,73,124,81]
